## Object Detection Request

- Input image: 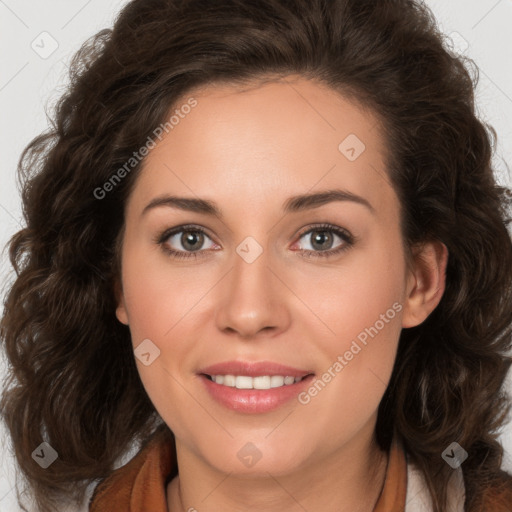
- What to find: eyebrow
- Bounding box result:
[141,189,375,218]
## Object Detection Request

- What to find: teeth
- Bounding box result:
[210,374,305,389]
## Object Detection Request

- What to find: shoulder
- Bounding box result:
[88,443,149,510]
[405,455,466,512]
[406,449,512,512]
[475,470,512,512]
[89,428,177,511]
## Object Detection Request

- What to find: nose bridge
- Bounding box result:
[215,233,290,338]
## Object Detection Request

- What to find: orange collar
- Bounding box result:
[89,429,407,511]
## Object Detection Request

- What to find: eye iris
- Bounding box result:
[311,230,333,250]
[182,231,203,251]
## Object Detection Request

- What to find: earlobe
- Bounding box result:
[401,241,448,328]
[114,279,129,325]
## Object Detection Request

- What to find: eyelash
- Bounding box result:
[155,223,355,261]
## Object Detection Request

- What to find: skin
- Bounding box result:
[115,75,448,512]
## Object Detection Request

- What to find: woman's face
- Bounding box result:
[115,77,442,476]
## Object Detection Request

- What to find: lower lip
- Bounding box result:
[199,374,315,413]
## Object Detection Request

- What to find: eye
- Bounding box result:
[156,222,355,261]
[156,225,218,260]
[293,223,355,259]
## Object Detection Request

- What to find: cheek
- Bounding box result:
[294,237,404,417]
[119,243,189,342]
[300,235,405,348]
[119,246,202,437]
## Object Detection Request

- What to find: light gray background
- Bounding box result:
[1,1,511,510]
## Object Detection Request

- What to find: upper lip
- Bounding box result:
[198,360,314,378]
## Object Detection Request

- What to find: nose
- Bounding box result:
[215,244,292,340]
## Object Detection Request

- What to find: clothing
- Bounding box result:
[87,428,508,511]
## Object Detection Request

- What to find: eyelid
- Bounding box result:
[295,223,354,244]
[156,224,217,244]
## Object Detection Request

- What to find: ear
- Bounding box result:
[401,240,448,328]
[114,278,129,325]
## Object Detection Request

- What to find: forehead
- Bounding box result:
[130,77,396,219]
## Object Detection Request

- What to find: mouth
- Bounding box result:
[197,361,316,413]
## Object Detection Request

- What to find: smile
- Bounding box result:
[199,373,315,414]
[205,374,307,389]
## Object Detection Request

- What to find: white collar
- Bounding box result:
[404,454,466,511]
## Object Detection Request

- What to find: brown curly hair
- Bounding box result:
[1,0,512,511]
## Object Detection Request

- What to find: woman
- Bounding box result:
[1,1,512,511]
